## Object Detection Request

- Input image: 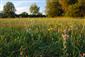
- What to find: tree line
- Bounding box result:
[0,0,85,18]
[46,0,85,17]
[0,2,46,18]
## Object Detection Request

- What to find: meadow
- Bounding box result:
[0,18,85,57]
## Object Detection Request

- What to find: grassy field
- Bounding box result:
[0,18,85,57]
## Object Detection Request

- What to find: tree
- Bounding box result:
[19,12,28,17]
[68,0,78,4]
[65,4,79,17]
[46,0,63,17]
[29,3,40,15]
[78,0,85,17]
[3,2,16,17]
[59,0,70,14]
[65,0,85,17]
[0,13,3,18]
[59,0,77,16]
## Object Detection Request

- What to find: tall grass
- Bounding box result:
[0,18,85,57]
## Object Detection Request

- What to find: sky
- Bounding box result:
[0,0,46,14]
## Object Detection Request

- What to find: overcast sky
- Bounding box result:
[0,0,46,14]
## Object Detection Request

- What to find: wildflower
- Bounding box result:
[48,28,53,31]
[83,53,85,56]
[80,53,83,57]
[62,29,70,49]
[63,29,67,34]
[80,53,85,57]
[62,29,70,40]
[20,46,23,57]
[62,33,69,49]
[62,34,69,41]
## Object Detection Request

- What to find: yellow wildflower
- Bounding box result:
[48,28,53,31]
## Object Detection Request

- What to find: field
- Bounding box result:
[0,18,85,57]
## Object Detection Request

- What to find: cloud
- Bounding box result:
[15,7,29,14]
[0,4,3,11]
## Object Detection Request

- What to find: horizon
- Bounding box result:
[0,0,46,14]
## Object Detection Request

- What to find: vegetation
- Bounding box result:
[0,2,45,18]
[30,3,40,15]
[46,0,85,17]
[46,0,63,17]
[3,2,16,18]
[0,0,85,57]
[19,12,28,17]
[0,0,85,18]
[0,18,85,57]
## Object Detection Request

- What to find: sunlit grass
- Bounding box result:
[0,18,85,57]
[0,18,84,28]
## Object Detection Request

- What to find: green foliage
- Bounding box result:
[19,12,28,17]
[65,4,80,17]
[60,0,85,17]
[1,0,85,17]
[59,0,69,12]
[46,0,63,17]
[3,2,16,17]
[67,0,78,4]
[30,3,40,15]
[46,0,85,17]
[65,2,85,17]
[0,13,4,18]
[0,19,85,57]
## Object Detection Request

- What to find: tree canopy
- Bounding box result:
[1,0,85,18]
[3,2,16,17]
[46,0,63,17]
[29,3,40,15]
[46,0,85,17]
